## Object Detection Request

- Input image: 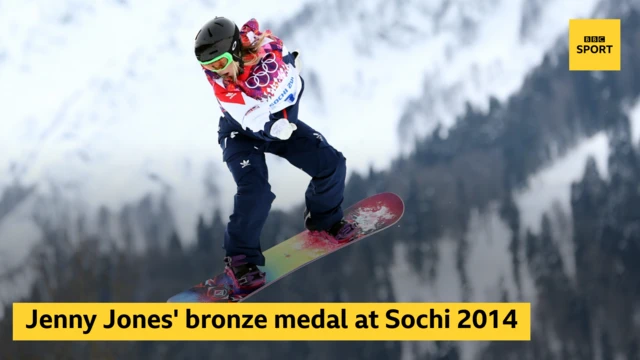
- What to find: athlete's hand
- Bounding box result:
[270,118,297,140]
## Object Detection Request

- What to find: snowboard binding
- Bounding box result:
[224,254,266,290]
[184,255,266,302]
[304,208,360,244]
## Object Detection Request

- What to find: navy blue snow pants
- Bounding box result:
[219,120,347,266]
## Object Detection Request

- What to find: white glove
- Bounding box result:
[270,118,297,140]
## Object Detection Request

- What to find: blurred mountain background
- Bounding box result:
[1,0,640,358]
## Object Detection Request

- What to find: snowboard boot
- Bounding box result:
[304,207,359,244]
[223,254,266,290]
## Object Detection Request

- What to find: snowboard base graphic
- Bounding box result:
[167,192,404,303]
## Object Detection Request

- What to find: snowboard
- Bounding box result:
[167,192,404,303]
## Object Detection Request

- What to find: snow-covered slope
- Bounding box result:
[279,0,602,157]
[388,130,612,360]
[0,0,600,274]
[390,202,532,360]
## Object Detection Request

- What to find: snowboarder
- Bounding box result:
[194,17,358,293]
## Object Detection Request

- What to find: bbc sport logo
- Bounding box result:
[578,36,613,54]
[569,19,621,71]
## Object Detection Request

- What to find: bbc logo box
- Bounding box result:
[583,36,606,42]
[569,19,621,71]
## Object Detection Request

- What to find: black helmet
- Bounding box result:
[194,17,242,64]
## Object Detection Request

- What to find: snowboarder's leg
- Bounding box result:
[267,120,357,242]
[223,149,274,268]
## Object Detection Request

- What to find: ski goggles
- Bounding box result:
[199,52,233,72]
